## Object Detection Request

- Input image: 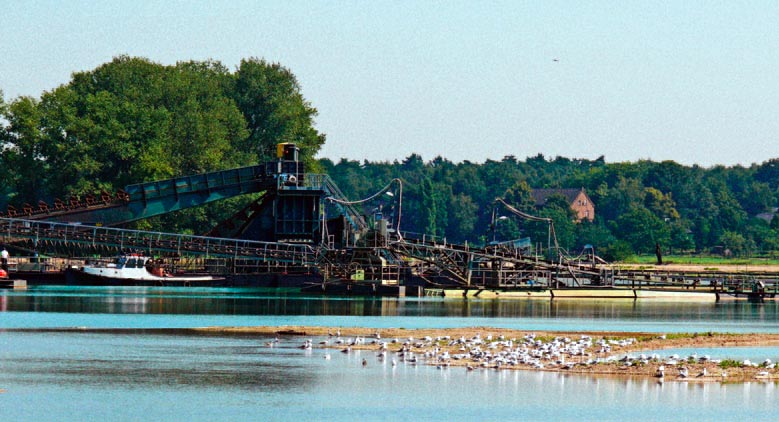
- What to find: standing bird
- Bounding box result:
[678,367,689,378]
[655,365,665,378]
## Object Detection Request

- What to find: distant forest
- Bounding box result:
[2,56,778,260]
[321,155,779,260]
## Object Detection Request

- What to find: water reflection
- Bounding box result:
[4,287,779,334]
[3,286,778,319]
[0,331,314,391]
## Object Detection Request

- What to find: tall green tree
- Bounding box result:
[232,58,325,166]
[612,206,670,253]
[643,187,679,220]
[0,96,47,204]
[419,176,438,237]
[718,230,753,257]
[31,56,250,200]
[446,193,477,244]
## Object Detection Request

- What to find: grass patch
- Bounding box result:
[620,255,779,266]
[719,359,742,369]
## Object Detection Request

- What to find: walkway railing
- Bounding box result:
[0,217,318,267]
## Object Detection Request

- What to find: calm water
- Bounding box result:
[2,286,779,421]
[4,286,779,333]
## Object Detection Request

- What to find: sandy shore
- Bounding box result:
[197,325,779,383]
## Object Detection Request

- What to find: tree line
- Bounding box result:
[2,57,778,259]
[321,155,779,260]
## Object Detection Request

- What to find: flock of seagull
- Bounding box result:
[653,356,777,381]
[267,329,779,381]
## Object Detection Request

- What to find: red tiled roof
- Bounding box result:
[531,188,586,207]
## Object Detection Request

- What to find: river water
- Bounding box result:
[2,286,779,421]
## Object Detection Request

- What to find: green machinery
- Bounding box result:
[2,143,366,248]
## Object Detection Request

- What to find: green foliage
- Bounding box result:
[528,202,575,251]
[233,58,325,167]
[598,240,634,262]
[322,153,779,259]
[418,176,449,238]
[643,187,679,220]
[755,159,779,190]
[446,193,478,243]
[719,359,742,369]
[503,180,535,212]
[0,56,323,233]
[718,231,754,257]
[576,220,616,251]
[668,220,695,253]
[612,207,670,253]
[1,96,47,204]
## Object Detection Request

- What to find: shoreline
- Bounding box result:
[197,325,779,383]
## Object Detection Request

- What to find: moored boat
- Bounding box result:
[65,254,225,286]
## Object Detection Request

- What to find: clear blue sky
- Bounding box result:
[2,1,778,166]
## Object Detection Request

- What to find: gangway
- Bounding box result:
[1,164,281,226]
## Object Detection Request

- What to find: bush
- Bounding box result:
[599,241,633,262]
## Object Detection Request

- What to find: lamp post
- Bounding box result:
[491,215,508,243]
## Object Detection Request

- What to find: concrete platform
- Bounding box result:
[441,287,719,302]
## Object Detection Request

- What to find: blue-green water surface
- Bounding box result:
[2,286,779,421]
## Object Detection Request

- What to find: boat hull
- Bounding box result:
[64,268,228,287]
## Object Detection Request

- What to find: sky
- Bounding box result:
[1,1,778,167]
